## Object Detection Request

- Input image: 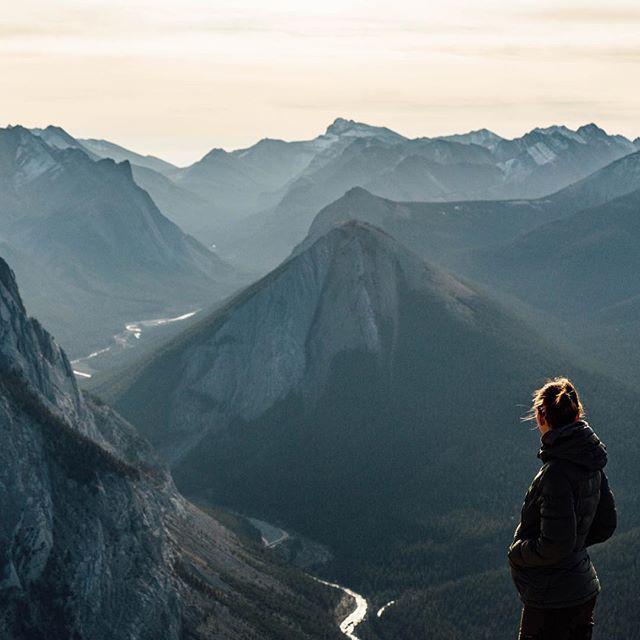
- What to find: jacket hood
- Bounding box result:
[538,420,608,470]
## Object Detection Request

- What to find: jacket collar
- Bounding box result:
[537,420,608,470]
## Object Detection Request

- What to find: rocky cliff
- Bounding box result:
[0,256,340,640]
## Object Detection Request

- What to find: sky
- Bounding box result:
[1,0,639,165]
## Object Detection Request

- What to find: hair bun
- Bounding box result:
[555,386,577,409]
[530,377,583,429]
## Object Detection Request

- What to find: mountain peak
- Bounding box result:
[533,124,576,135]
[323,117,406,142]
[289,217,409,276]
[325,117,357,134]
[343,185,377,199]
[577,122,608,137]
[200,147,230,162]
[31,124,80,150]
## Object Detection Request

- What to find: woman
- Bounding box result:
[508,377,617,639]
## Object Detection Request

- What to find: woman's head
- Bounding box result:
[530,377,584,433]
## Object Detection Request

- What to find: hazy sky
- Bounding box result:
[2,0,638,165]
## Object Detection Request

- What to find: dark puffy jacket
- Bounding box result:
[508,420,617,609]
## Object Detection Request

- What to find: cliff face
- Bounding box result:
[0,257,340,640]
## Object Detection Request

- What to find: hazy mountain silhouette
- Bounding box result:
[222,120,637,271]
[0,126,241,357]
[33,119,636,275]
[300,150,640,272]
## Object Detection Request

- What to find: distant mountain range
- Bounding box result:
[0,256,341,640]
[0,126,242,358]
[217,119,639,271]
[28,119,639,273]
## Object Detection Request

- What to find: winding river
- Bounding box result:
[248,518,369,639]
[314,578,368,640]
[71,309,199,377]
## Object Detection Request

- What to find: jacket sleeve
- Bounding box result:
[585,472,617,547]
[508,467,576,568]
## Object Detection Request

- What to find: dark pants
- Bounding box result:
[518,597,597,640]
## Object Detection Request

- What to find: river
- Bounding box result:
[314,577,368,640]
[248,517,369,639]
[71,309,199,378]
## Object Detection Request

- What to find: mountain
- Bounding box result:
[28,125,229,244]
[299,156,640,385]
[0,126,241,358]
[296,186,554,272]
[300,149,640,270]
[173,117,494,258]
[490,123,636,199]
[222,131,505,271]
[548,150,640,213]
[97,222,640,619]
[0,256,341,640]
[79,137,178,176]
[161,137,330,245]
[222,121,638,272]
[28,120,638,277]
[169,116,407,242]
